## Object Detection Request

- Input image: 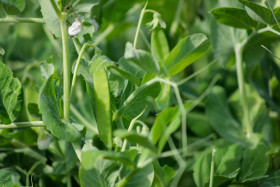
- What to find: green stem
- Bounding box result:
[117,169,140,187]
[235,45,252,137]
[70,42,95,99]
[50,0,62,19]
[133,1,148,48]
[209,148,216,187]
[95,24,114,45]
[0,121,45,129]
[170,0,184,37]
[60,13,70,122]
[0,17,45,24]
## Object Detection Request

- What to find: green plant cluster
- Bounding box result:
[1,0,280,186]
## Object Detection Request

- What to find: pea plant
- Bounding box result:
[1,0,280,186]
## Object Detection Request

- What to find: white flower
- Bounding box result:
[68,20,82,37]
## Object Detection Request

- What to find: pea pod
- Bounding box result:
[93,68,112,149]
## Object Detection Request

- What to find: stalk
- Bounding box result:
[0,121,45,129]
[60,13,70,122]
[133,1,148,48]
[209,148,216,187]
[234,44,252,137]
[0,17,45,24]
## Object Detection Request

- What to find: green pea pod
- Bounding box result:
[93,68,112,149]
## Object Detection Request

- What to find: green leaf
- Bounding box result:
[163,33,210,76]
[27,103,42,120]
[150,106,178,144]
[0,62,22,124]
[205,86,247,143]
[93,68,112,149]
[151,28,169,62]
[81,150,134,170]
[71,0,99,14]
[114,130,157,153]
[124,42,160,74]
[38,76,82,142]
[0,0,25,15]
[239,0,280,25]
[239,143,270,182]
[125,164,154,187]
[40,61,55,80]
[187,112,213,137]
[107,65,140,86]
[39,0,61,37]
[118,82,161,119]
[0,169,22,186]
[211,7,258,29]
[193,142,243,187]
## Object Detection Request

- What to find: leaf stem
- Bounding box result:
[209,148,216,187]
[0,121,45,129]
[170,0,184,37]
[70,42,95,99]
[60,13,71,122]
[50,0,62,19]
[234,44,252,137]
[0,17,45,24]
[133,1,148,48]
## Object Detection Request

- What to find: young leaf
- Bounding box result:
[39,0,61,37]
[151,28,169,62]
[239,143,270,182]
[117,82,161,120]
[93,68,112,149]
[0,169,21,186]
[107,65,140,86]
[38,76,82,142]
[205,86,247,143]
[211,7,258,29]
[0,62,22,124]
[125,164,154,187]
[163,33,210,76]
[124,42,160,74]
[114,130,157,153]
[239,0,280,25]
[150,106,178,144]
[193,142,243,187]
[81,150,134,170]
[0,0,25,15]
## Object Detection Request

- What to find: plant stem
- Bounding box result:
[70,42,95,99]
[170,0,184,37]
[95,24,114,45]
[60,13,70,122]
[50,0,62,19]
[235,45,252,137]
[0,17,45,24]
[133,1,148,48]
[209,148,216,187]
[0,121,45,129]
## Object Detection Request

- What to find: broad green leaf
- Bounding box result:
[163,33,210,76]
[71,0,99,14]
[193,142,243,187]
[187,112,213,137]
[118,82,161,119]
[81,150,134,170]
[114,130,157,153]
[162,165,175,186]
[211,7,258,29]
[151,28,169,62]
[79,167,109,187]
[124,42,160,74]
[107,65,140,86]
[0,62,22,124]
[0,169,22,186]
[210,20,247,65]
[150,106,178,144]
[40,61,55,80]
[205,86,247,143]
[38,76,82,142]
[27,103,42,120]
[39,0,61,37]
[239,143,270,182]
[0,0,25,15]
[93,68,112,149]
[239,0,280,25]
[125,164,154,187]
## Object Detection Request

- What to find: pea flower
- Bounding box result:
[146,12,166,30]
[68,20,82,37]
